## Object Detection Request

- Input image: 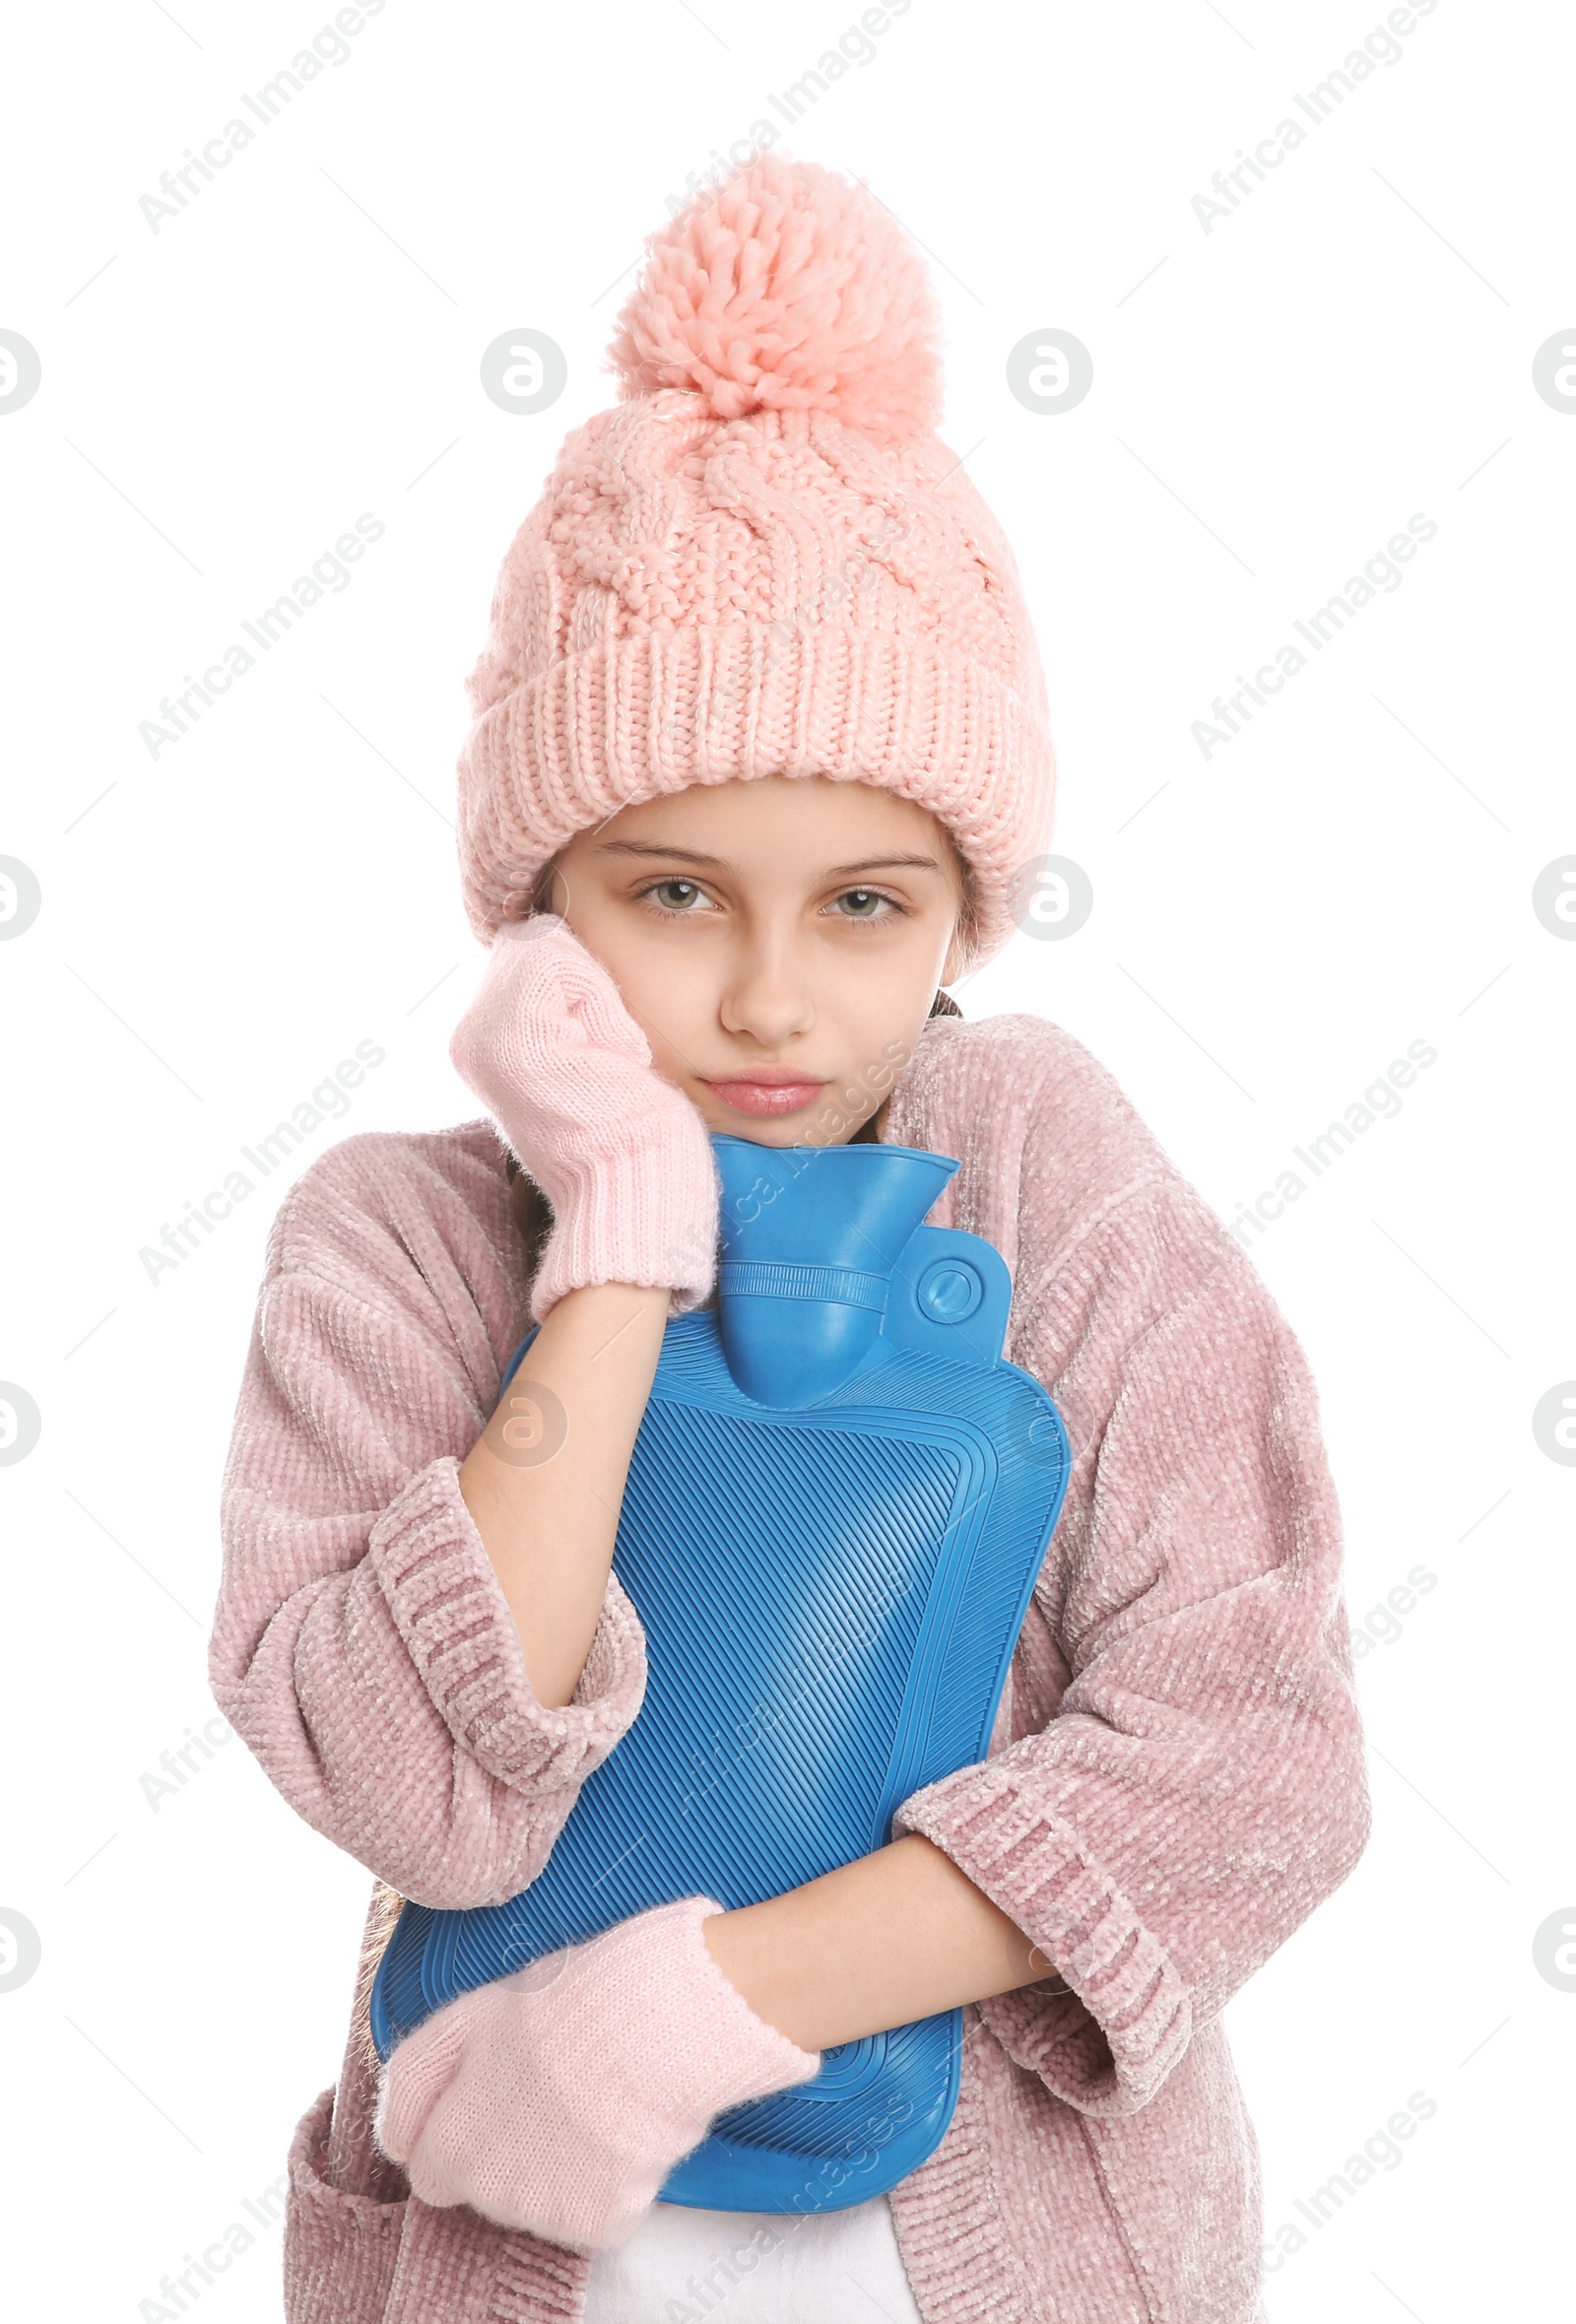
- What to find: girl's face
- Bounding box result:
[547,776,967,1147]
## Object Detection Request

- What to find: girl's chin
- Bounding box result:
[692,1097,829,1145]
[698,1112,816,1144]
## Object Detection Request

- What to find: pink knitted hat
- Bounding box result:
[457,153,1055,967]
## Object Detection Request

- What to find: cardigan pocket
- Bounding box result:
[284,2087,408,2324]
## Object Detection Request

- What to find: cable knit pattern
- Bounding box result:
[215,1016,1369,2324]
[456,156,1055,964]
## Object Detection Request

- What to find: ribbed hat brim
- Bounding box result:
[459,621,1055,963]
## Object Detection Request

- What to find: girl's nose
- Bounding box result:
[717,939,816,1048]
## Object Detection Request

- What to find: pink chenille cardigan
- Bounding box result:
[210,1012,1371,2324]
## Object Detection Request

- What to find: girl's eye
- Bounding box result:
[645,879,711,913]
[829,888,895,920]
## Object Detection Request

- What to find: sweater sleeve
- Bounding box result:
[209,1128,647,1912]
[892,1181,1370,2118]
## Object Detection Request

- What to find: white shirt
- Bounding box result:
[582,2194,925,2324]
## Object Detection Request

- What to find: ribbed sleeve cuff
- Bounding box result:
[368,1456,646,1792]
[285,2088,406,2324]
[521,1897,821,2136]
[893,1766,1192,2116]
[650,1900,822,2119]
[528,1141,718,1322]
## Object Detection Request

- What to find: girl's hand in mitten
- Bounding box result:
[448,913,719,1321]
[372,1896,820,2249]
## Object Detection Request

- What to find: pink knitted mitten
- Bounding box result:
[372,1896,820,2248]
[448,913,719,1320]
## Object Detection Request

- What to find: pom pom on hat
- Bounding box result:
[607,153,944,443]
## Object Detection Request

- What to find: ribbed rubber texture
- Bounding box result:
[717,1261,889,1312]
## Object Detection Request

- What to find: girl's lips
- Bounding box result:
[702,1078,827,1118]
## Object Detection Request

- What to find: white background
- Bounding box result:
[2,2,1571,2317]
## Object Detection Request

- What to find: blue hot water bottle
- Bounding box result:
[370,1133,1071,2214]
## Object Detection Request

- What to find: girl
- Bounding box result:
[212,156,1370,2324]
